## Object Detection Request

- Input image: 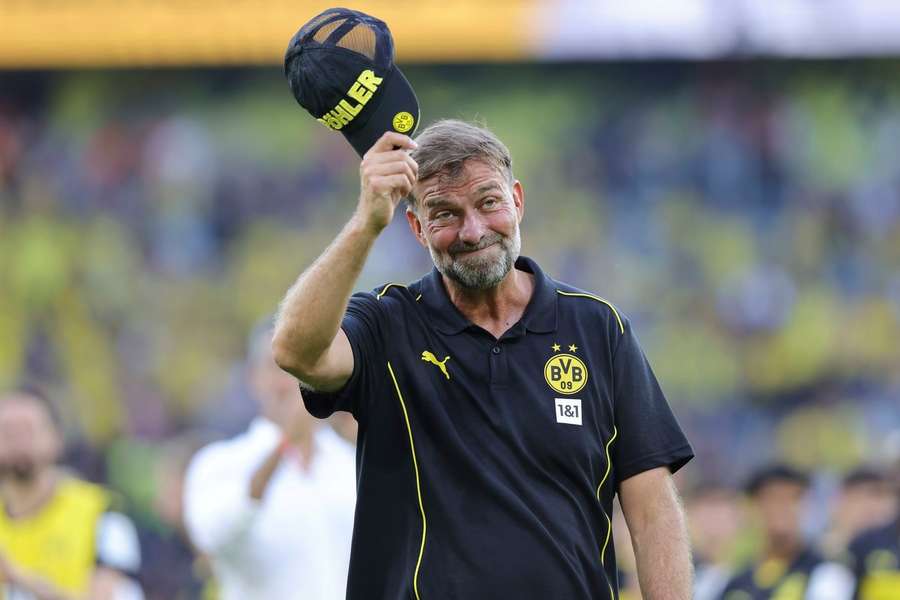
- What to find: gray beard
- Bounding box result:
[430,224,521,290]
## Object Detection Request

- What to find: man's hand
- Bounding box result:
[355,131,418,234]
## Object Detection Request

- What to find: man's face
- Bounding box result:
[407,160,524,290]
[837,480,898,535]
[252,357,314,435]
[686,491,741,560]
[0,394,61,483]
[753,480,807,547]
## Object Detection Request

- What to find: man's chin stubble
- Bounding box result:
[446,251,513,290]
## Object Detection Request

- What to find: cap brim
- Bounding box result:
[344,66,420,157]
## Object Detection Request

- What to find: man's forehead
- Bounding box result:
[0,394,51,423]
[418,161,508,202]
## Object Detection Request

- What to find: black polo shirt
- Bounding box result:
[720,547,825,600]
[304,256,693,600]
[847,516,900,600]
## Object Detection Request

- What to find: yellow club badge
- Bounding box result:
[392,111,415,133]
[544,346,588,395]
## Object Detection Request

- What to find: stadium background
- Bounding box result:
[2,1,900,597]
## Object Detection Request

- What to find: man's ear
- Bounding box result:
[405,205,428,247]
[512,180,525,223]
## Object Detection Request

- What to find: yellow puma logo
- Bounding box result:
[421,351,451,380]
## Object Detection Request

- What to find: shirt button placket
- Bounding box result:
[489,344,508,385]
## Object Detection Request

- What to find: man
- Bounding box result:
[686,483,741,600]
[183,327,356,600]
[0,387,143,600]
[272,120,695,599]
[821,467,897,560]
[144,434,211,599]
[845,461,900,600]
[720,464,853,600]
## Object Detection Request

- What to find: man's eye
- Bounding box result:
[434,211,452,220]
[483,198,498,208]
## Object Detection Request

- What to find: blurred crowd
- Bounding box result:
[1,62,899,597]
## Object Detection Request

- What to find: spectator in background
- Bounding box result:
[686,482,741,600]
[328,411,358,445]
[821,467,898,560]
[141,434,212,600]
[0,387,143,600]
[720,464,853,600]
[183,327,356,600]
[846,459,900,600]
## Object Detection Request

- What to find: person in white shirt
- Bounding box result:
[183,329,356,600]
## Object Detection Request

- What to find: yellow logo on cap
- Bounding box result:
[393,111,415,133]
[544,349,588,395]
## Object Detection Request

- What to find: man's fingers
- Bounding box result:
[363,161,416,183]
[356,133,417,230]
[369,174,413,199]
[362,149,419,170]
[366,132,417,156]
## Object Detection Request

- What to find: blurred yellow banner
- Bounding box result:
[0,0,536,68]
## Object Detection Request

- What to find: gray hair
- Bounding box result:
[410,119,513,207]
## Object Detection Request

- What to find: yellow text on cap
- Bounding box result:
[318,69,383,131]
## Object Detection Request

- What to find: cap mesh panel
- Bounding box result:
[335,24,377,60]
[312,19,347,42]
[301,12,340,38]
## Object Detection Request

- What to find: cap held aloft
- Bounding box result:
[284,7,420,157]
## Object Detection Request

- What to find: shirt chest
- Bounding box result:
[384,322,616,477]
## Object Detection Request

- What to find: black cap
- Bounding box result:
[284,7,420,157]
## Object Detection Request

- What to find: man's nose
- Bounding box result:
[458,212,486,245]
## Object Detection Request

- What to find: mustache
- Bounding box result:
[448,233,504,256]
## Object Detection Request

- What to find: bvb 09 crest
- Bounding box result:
[544,353,588,395]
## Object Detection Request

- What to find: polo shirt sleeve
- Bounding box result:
[610,317,693,483]
[302,291,388,421]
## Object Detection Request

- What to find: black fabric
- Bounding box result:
[343,66,419,156]
[610,318,694,482]
[303,256,693,600]
[719,547,825,600]
[283,7,419,157]
[847,516,900,600]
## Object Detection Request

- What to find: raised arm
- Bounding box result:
[619,467,693,600]
[272,132,418,391]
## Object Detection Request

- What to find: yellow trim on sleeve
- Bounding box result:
[377,283,408,299]
[387,361,427,600]
[596,425,619,599]
[556,290,624,334]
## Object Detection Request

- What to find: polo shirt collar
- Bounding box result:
[419,256,558,335]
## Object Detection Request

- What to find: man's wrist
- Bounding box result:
[348,210,387,239]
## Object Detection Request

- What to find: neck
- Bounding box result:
[764,536,802,562]
[1,467,58,518]
[443,267,534,339]
[281,430,316,473]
